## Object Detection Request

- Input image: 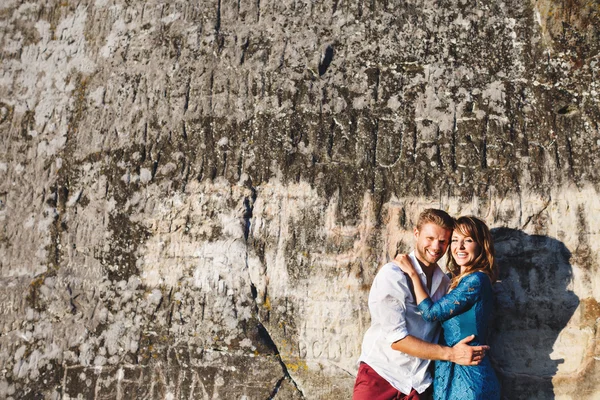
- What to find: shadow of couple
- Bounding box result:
[489,228,580,400]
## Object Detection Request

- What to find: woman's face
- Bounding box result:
[451,230,481,271]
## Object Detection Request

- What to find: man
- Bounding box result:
[353,209,489,400]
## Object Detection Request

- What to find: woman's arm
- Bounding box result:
[394,254,486,322]
[417,273,485,322]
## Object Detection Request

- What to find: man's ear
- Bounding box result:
[413,227,419,238]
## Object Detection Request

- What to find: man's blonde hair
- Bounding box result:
[416,208,454,231]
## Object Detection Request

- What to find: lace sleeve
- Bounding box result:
[416,272,484,322]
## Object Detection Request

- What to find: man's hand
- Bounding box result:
[449,335,490,366]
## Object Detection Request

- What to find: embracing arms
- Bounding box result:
[389,255,489,363]
[391,333,486,365]
[374,261,488,365]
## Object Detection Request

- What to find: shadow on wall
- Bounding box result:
[489,228,579,400]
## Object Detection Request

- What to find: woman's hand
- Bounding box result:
[394,254,418,277]
[395,253,429,305]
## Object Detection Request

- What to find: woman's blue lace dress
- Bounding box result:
[417,272,500,400]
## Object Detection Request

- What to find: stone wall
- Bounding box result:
[0,0,599,398]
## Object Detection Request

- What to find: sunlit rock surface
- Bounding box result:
[0,0,599,399]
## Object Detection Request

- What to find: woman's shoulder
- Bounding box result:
[460,271,491,286]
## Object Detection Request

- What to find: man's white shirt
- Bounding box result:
[357,252,451,394]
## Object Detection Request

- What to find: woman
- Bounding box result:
[395,216,500,400]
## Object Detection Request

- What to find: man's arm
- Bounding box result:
[391,334,488,366]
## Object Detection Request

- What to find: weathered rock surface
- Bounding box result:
[0,0,599,399]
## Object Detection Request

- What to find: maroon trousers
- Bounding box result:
[353,362,431,400]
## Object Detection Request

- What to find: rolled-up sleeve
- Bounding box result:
[417,272,483,322]
[368,267,410,344]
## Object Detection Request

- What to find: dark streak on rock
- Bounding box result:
[451,110,457,171]
[256,322,306,399]
[184,77,191,112]
[268,376,287,399]
[436,125,443,170]
[318,45,334,76]
[215,0,221,34]
[482,115,488,169]
[240,36,250,65]
[327,118,335,159]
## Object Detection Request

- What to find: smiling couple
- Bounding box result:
[353,209,501,400]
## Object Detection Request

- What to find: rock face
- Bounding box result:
[0,0,599,399]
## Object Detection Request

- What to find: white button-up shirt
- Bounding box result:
[357,252,450,394]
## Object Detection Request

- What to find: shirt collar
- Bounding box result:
[408,251,425,275]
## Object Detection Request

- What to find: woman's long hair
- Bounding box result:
[446,216,499,290]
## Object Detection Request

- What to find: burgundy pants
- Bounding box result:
[353,362,430,400]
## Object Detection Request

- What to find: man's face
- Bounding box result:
[414,223,452,267]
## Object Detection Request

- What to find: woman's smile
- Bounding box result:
[451,232,481,270]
